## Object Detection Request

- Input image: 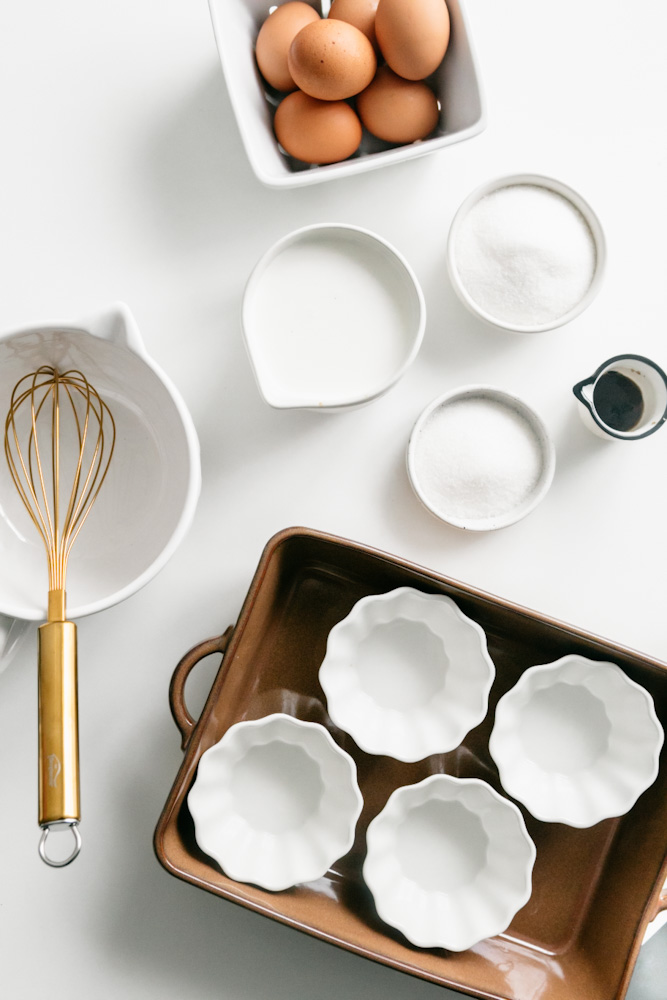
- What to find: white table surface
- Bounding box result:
[0,1,665,997]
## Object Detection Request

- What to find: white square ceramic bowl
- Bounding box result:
[207,0,486,187]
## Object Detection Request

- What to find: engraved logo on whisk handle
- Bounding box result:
[47,753,61,788]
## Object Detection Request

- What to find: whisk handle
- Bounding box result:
[38,620,81,866]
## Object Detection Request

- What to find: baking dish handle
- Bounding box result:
[169,627,233,751]
[648,881,667,921]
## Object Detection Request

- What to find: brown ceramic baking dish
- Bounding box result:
[154,527,667,1000]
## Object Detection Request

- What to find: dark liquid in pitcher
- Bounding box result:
[593,370,644,431]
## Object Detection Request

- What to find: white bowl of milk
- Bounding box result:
[242,223,426,410]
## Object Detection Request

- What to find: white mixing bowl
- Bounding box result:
[0,302,200,662]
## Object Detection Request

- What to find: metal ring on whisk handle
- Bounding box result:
[38,820,82,867]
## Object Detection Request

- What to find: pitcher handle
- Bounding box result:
[648,879,667,923]
[573,376,595,407]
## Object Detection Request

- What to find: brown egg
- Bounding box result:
[255,2,320,92]
[274,90,363,163]
[328,0,380,50]
[357,66,439,142]
[375,0,450,81]
[288,18,376,101]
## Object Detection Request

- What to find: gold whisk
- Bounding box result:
[4,366,115,866]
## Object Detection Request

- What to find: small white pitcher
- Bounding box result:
[573,354,667,441]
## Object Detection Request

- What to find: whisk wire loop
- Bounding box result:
[5,371,55,555]
[4,365,116,595]
[60,375,113,571]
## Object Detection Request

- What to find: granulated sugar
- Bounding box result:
[453,183,597,328]
[413,396,545,524]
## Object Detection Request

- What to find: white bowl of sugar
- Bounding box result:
[407,385,556,531]
[446,174,606,333]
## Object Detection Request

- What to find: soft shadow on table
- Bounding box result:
[144,66,267,254]
[143,63,376,258]
[416,259,532,380]
[381,441,527,564]
[192,309,335,480]
[551,403,616,476]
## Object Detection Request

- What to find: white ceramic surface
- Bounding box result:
[489,654,664,827]
[407,385,556,531]
[319,587,495,761]
[363,773,536,951]
[187,713,363,891]
[0,303,201,625]
[242,223,425,410]
[573,354,667,440]
[207,0,485,188]
[446,173,606,333]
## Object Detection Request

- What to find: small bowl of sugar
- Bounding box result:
[407,385,556,530]
[446,174,606,333]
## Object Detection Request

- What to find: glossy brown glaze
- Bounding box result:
[154,527,667,1000]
